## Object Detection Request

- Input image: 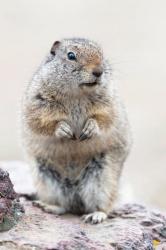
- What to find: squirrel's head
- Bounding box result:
[41,38,111,94]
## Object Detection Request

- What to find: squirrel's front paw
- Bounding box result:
[55,121,74,139]
[79,118,100,141]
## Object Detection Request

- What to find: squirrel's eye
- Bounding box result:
[67,52,76,61]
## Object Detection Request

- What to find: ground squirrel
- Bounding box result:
[21,38,132,224]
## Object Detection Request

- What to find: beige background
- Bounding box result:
[0,0,166,209]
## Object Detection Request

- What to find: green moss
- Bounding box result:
[0,201,24,232]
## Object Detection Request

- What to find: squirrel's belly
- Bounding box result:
[37,152,106,214]
[31,134,111,165]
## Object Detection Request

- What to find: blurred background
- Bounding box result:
[0,0,165,209]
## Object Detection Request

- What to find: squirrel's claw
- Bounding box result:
[79,118,100,141]
[79,131,89,141]
[55,121,74,139]
[82,211,107,224]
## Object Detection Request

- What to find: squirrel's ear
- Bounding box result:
[50,41,61,55]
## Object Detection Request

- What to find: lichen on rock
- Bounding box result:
[0,168,24,232]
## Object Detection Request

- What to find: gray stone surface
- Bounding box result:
[0,162,166,250]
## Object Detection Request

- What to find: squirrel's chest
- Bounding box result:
[68,101,89,133]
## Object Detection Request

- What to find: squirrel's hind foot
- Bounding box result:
[33,200,66,215]
[81,211,107,224]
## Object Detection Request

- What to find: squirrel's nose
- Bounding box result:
[92,69,103,78]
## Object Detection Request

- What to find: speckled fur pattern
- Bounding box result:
[21,38,132,223]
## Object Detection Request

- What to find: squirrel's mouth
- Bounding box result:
[80,81,98,87]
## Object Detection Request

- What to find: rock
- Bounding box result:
[0,167,24,232]
[0,161,166,250]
